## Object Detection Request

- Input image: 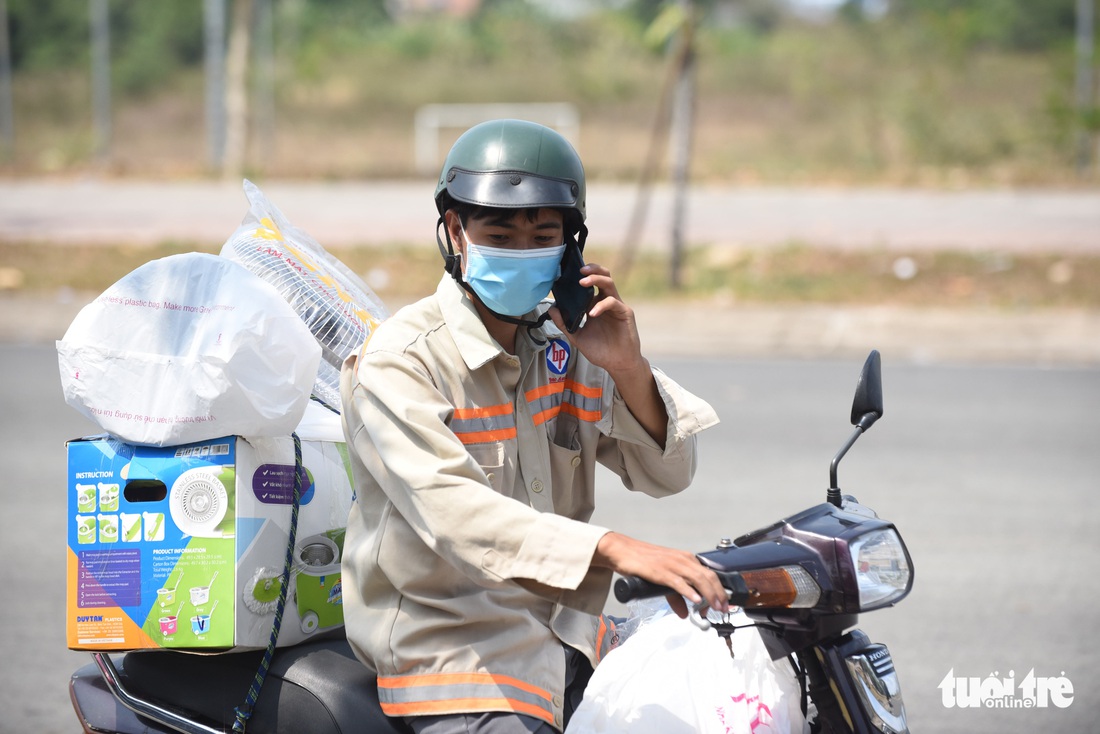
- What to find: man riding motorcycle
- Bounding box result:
[337,118,723,733]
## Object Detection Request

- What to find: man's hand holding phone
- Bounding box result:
[549,260,669,445]
[549,242,595,334]
[549,261,645,373]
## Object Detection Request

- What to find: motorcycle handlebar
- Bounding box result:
[613,575,674,603]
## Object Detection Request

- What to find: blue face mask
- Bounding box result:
[462,238,566,317]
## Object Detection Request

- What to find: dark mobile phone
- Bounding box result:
[552,244,595,334]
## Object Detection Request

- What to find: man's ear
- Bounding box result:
[444,210,466,259]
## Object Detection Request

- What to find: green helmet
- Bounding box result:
[434,119,587,229]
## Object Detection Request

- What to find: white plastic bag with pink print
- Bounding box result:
[567,604,807,734]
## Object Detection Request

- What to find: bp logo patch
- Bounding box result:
[546,338,571,376]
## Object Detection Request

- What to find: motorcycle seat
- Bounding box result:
[77,635,409,734]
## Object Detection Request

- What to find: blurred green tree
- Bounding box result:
[6,0,203,94]
[111,0,204,94]
[6,0,88,69]
[877,0,1077,52]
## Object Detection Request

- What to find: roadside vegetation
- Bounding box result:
[1,0,1095,186]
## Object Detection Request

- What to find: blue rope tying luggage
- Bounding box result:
[233,433,303,733]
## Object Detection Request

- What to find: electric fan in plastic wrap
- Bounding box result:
[220,180,389,410]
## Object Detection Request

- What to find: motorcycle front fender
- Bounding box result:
[815,629,909,734]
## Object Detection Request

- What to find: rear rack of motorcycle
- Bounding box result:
[91,652,223,734]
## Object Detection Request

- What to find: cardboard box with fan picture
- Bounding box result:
[65,403,354,652]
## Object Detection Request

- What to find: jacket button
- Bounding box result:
[570,456,581,468]
[531,479,544,493]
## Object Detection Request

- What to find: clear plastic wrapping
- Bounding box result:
[220,180,389,409]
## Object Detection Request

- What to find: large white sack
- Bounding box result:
[57,252,322,446]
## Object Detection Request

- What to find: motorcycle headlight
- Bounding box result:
[849,528,912,610]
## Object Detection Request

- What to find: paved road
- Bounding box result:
[3,344,1097,733]
[592,356,1100,733]
[2,179,1099,252]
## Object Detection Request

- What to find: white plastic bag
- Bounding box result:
[220,180,389,409]
[567,607,807,734]
[57,252,322,446]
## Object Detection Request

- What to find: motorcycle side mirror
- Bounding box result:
[850,349,884,432]
[828,350,884,507]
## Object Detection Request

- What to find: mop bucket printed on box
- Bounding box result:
[76,483,97,513]
[189,571,218,607]
[191,600,219,637]
[292,533,344,634]
[157,572,183,608]
[159,602,185,636]
[98,514,119,543]
[99,482,120,512]
[75,515,97,544]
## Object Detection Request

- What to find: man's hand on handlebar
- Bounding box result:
[592,531,729,619]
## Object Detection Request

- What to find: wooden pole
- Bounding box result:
[615,9,694,283]
[223,0,253,181]
[252,0,275,168]
[205,0,227,171]
[89,0,111,164]
[668,1,696,291]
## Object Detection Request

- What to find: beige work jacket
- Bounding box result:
[339,276,719,730]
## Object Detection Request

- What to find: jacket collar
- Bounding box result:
[437,275,503,371]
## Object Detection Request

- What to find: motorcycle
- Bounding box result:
[614,349,913,733]
[70,350,912,734]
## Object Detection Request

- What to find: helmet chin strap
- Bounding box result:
[435,216,461,280]
[436,216,552,334]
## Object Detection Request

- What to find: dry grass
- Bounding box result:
[3,240,1097,313]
